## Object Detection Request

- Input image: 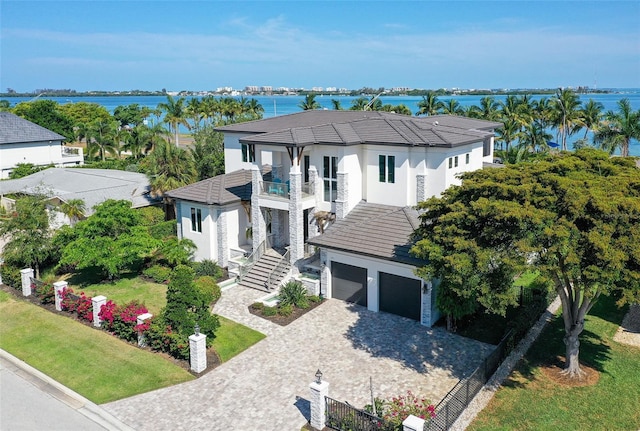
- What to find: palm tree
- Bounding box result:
[157,95,190,147]
[331,99,343,110]
[519,121,553,153]
[495,117,520,151]
[469,96,500,121]
[219,97,242,123]
[581,99,604,140]
[416,91,441,116]
[439,98,464,115]
[87,119,119,161]
[246,98,265,120]
[59,198,86,226]
[298,94,321,111]
[551,88,584,151]
[186,97,204,132]
[594,98,640,157]
[349,97,369,111]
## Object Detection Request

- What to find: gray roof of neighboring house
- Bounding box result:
[240,115,498,148]
[0,168,158,215]
[307,201,427,266]
[165,169,253,205]
[0,112,66,145]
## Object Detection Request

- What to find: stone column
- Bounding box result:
[216,209,228,268]
[137,313,153,347]
[320,250,329,299]
[271,209,284,248]
[307,166,319,240]
[416,173,428,203]
[288,170,304,268]
[335,172,349,219]
[92,295,107,327]
[251,166,266,252]
[403,414,426,431]
[20,268,34,297]
[189,332,207,373]
[421,282,433,327]
[53,281,68,311]
[309,375,329,430]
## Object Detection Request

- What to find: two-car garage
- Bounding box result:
[331,262,422,322]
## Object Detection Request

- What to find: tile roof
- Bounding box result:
[0,168,157,215]
[308,201,426,266]
[165,169,253,205]
[0,112,66,145]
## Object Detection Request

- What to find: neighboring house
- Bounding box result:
[0,111,83,179]
[0,168,159,227]
[168,110,501,326]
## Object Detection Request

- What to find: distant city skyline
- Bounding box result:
[1,1,639,92]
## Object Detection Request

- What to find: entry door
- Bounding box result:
[331,262,367,307]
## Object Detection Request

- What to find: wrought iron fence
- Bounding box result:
[325,397,391,431]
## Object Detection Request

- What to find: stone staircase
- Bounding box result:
[239,248,291,292]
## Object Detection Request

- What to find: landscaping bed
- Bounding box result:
[248,296,325,326]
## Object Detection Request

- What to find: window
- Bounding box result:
[323,156,338,202]
[454,156,459,167]
[241,144,255,162]
[466,153,470,164]
[191,208,202,233]
[378,155,395,183]
[448,158,453,169]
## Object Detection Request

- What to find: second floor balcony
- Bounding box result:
[260,180,314,199]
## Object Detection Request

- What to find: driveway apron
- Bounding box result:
[103,285,493,430]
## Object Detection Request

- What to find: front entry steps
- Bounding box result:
[239,248,291,292]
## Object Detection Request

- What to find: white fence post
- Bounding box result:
[53,281,68,311]
[136,313,153,347]
[20,268,34,296]
[403,415,426,431]
[92,295,107,327]
[189,330,207,373]
[309,371,329,430]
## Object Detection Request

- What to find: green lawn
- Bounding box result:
[468,295,640,431]
[64,272,167,315]
[0,294,194,404]
[212,315,266,362]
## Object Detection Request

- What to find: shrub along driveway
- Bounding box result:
[104,286,493,430]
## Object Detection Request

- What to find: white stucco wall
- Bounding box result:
[176,201,216,262]
[0,141,83,179]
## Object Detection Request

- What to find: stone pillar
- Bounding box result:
[309,375,329,430]
[288,170,304,268]
[320,250,329,299]
[416,173,428,203]
[307,167,320,241]
[137,313,153,347]
[20,268,34,297]
[271,209,284,248]
[189,332,207,373]
[92,295,107,327]
[251,166,266,253]
[311,166,323,209]
[421,281,433,327]
[216,209,228,268]
[53,281,68,311]
[403,414,426,431]
[335,172,349,219]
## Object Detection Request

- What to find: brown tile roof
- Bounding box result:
[165,169,253,205]
[308,201,426,266]
[0,112,67,144]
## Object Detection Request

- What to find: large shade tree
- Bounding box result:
[411,149,640,378]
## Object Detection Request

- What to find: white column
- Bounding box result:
[189,333,207,373]
[92,295,107,327]
[289,170,304,267]
[216,209,228,268]
[335,172,349,219]
[421,281,433,327]
[20,268,34,297]
[403,414,426,431]
[416,173,428,203]
[53,281,68,311]
[136,312,153,347]
[309,376,329,430]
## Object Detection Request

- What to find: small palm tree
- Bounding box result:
[439,99,464,115]
[298,94,321,111]
[331,99,343,110]
[416,91,440,116]
[580,99,604,140]
[551,88,584,151]
[60,199,86,226]
[594,98,640,157]
[157,95,190,147]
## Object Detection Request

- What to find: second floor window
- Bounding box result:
[379,155,395,183]
[466,153,470,164]
[323,156,338,202]
[241,144,255,162]
[191,208,202,233]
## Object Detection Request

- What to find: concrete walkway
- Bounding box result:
[104,285,493,430]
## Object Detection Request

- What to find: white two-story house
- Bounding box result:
[167,110,501,326]
[0,112,84,179]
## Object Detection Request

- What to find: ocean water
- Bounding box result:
[4,91,640,155]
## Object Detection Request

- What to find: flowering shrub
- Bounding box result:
[366,391,435,429]
[99,300,149,343]
[32,282,55,304]
[60,287,93,322]
[144,319,190,360]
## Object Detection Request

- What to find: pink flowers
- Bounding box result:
[378,390,436,425]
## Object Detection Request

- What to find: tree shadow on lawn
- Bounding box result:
[343,303,495,380]
[65,267,138,287]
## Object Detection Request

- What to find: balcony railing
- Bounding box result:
[62,146,83,157]
[260,181,314,198]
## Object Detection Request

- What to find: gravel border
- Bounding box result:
[449,296,562,431]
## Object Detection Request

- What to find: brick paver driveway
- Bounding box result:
[104,286,493,430]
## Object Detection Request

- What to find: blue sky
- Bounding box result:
[1,1,639,92]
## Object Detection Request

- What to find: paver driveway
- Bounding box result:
[104,285,493,430]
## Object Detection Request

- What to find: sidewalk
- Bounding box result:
[0,349,135,431]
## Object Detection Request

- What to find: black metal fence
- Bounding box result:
[325,396,392,431]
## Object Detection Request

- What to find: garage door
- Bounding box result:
[331,262,367,307]
[379,272,421,321]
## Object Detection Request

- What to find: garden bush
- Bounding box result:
[32,281,55,304]
[277,303,294,317]
[60,287,93,322]
[365,390,436,429]
[1,264,21,290]
[148,220,177,240]
[143,265,171,284]
[144,319,190,360]
[279,280,309,309]
[99,300,149,343]
[192,259,223,280]
[262,306,278,317]
[194,276,221,305]
[250,302,264,311]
